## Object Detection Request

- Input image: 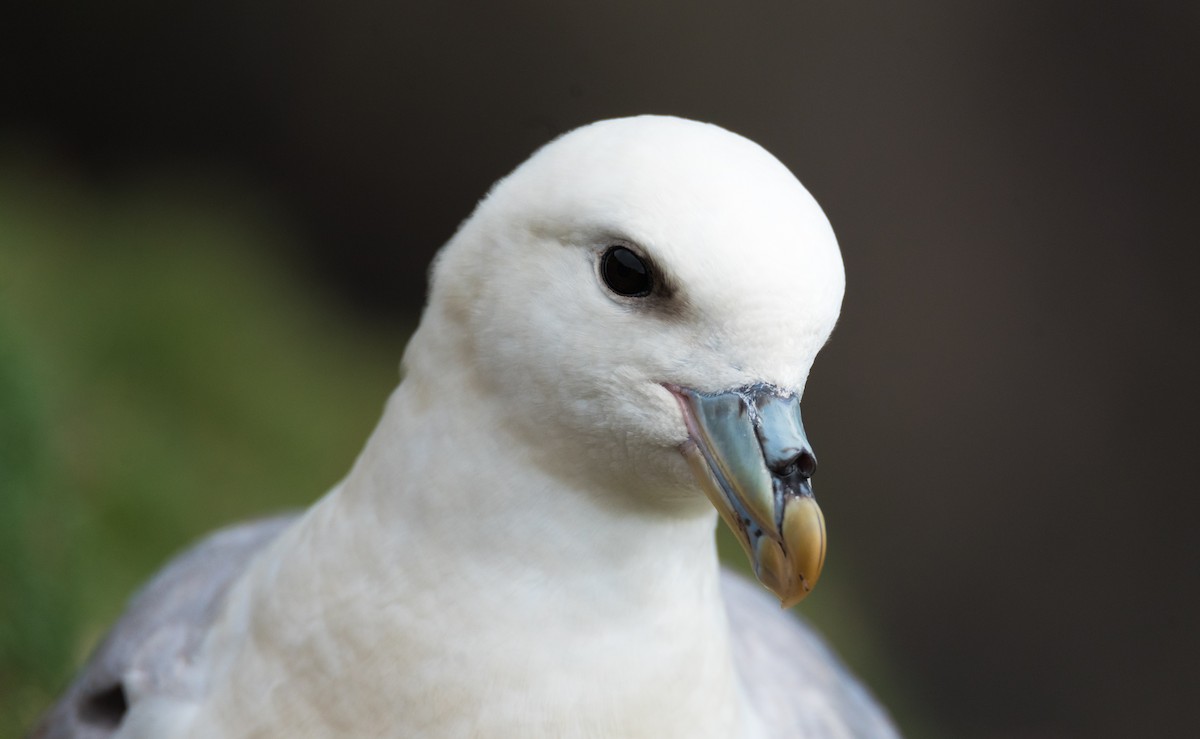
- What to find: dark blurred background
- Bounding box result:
[2,1,1198,737]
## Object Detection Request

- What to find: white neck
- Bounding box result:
[190,348,751,737]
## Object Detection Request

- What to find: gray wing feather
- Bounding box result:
[30,523,893,738]
[721,570,901,738]
[27,514,299,739]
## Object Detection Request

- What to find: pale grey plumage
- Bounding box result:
[29,517,295,739]
[30,516,896,738]
[723,575,898,738]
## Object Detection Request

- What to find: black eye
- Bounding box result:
[600,246,653,297]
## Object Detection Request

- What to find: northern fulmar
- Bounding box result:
[32,115,898,739]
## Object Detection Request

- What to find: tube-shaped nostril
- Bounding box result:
[795,449,817,479]
[746,387,817,484]
[772,448,817,480]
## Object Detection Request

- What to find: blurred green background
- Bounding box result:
[0,161,403,734]
[4,2,1199,738]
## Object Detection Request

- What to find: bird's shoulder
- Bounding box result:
[720,570,900,738]
[28,514,298,739]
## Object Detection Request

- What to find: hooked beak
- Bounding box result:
[667,383,826,608]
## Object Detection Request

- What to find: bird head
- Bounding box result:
[407,115,844,608]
